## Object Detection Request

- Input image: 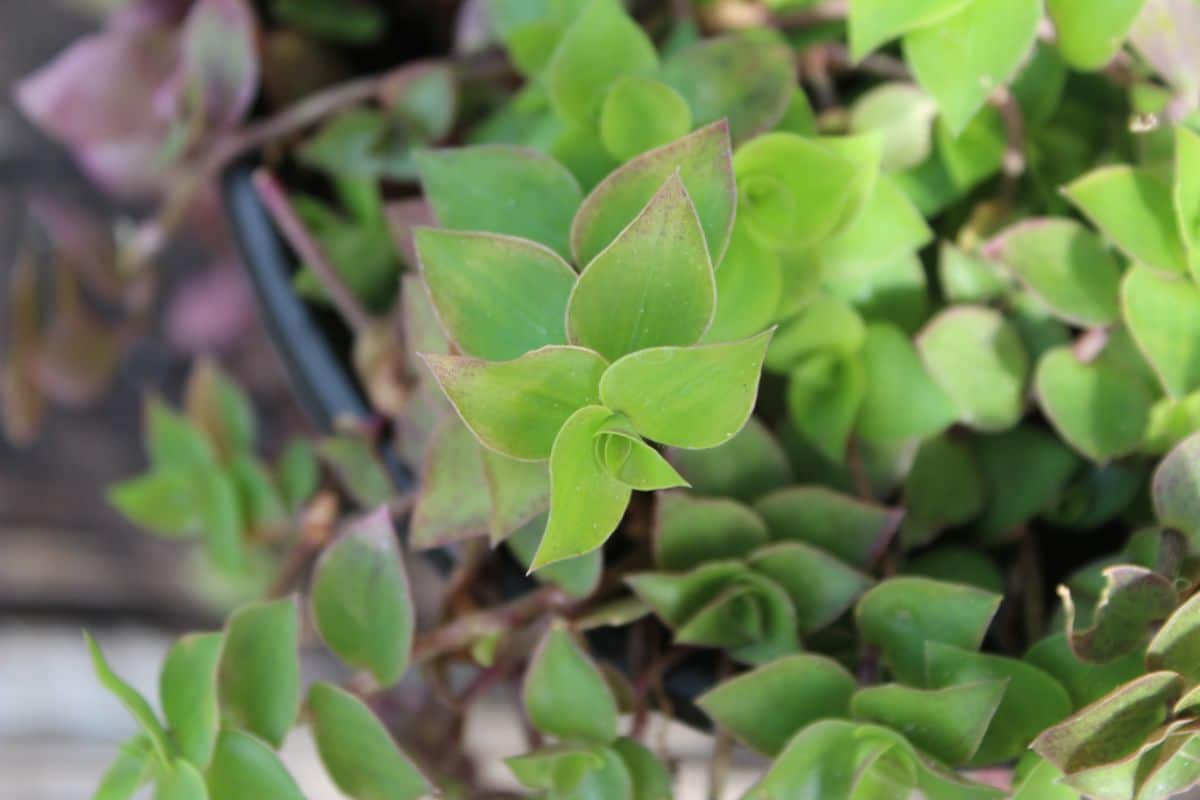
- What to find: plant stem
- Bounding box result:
[251,168,375,335]
[412,586,573,664]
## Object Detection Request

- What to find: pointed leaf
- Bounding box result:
[409,418,491,548]
[855,576,1001,684]
[702,218,782,344]
[901,435,985,548]
[155,760,208,800]
[748,541,874,634]
[755,486,900,568]
[217,599,300,748]
[989,218,1122,327]
[532,406,631,568]
[611,738,671,800]
[307,682,431,800]
[567,174,715,361]
[1122,264,1200,398]
[786,354,866,466]
[311,509,414,686]
[972,425,1081,542]
[848,0,972,60]
[851,681,1006,765]
[415,145,582,259]
[857,323,957,444]
[414,229,577,361]
[697,654,856,756]
[599,76,691,161]
[422,346,607,460]
[571,121,735,267]
[481,447,551,544]
[599,330,772,449]
[1147,591,1200,682]
[903,0,1040,135]
[316,435,393,508]
[160,633,223,768]
[1064,166,1188,276]
[506,514,602,599]
[595,417,688,491]
[95,736,154,800]
[1025,633,1146,710]
[85,632,171,764]
[1175,125,1200,277]
[523,624,619,744]
[1153,431,1200,539]
[204,730,304,800]
[666,417,793,502]
[1047,0,1147,69]
[850,83,939,172]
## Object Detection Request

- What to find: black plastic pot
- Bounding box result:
[221,161,719,723]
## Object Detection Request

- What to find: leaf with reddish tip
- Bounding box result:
[697,654,856,756]
[1032,672,1184,774]
[571,121,735,267]
[1060,566,1177,663]
[422,346,606,461]
[414,229,577,361]
[566,174,716,361]
[180,0,259,131]
[755,486,900,569]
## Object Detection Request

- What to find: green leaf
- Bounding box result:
[748,542,874,634]
[1147,591,1200,682]
[275,439,318,513]
[204,730,304,800]
[855,576,1001,684]
[599,76,691,161]
[409,417,491,549]
[1025,633,1146,710]
[851,680,1006,766]
[594,415,688,491]
[660,32,795,145]
[1064,165,1189,276]
[551,121,622,191]
[906,547,1004,594]
[185,360,255,460]
[971,425,1082,542]
[523,624,619,744]
[611,737,672,800]
[697,654,856,756]
[1034,344,1156,462]
[1011,754,1079,800]
[506,745,605,794]
[571,121,736,267]
[307,682,431,800]
[160,633,223,768]
[422,346,607,461]
[506,514,602,599]
[903,0,1040,135]
[218,599,300,748]
[547,0,657,126]
[155,760,208,800]
[732,133,864,249]
[488,0,587,76]
[598,330,772,449]
[989,218,1122,327]
[532,406,631,569]
[665,417,793,502]
[415,145,582,259]
[1047,0,1147,70]
[925,642,1073,765]
[316,435,394,509]
[767,297,866,374]
[1153,431,1200,539]
[146,399,216,470]
[703,218,783,344]
[1121,265,1200,398]
[848,0,972,60]
[856,323,957,445]
[1138,734,1200,800]
[108,469,203,539]
[270,0,383,44]
[901,435,986,548]
[653,491,768,571]
[786,354,866,466]
[85,632,171,764]
[311,509,414,686]
[479,446,550,544]
[916,306,1029,432]
[414,229,577,361]
[567,174,716,361]
[939,242,1010,305]
[228,456,287,536]
[816,174,933,272]
[850,83,938,172]
[95,736,154,800]
[197,469,245,572]
[1175,125,1200,278]
[1032,671,1184,774]
[755,486,900,569]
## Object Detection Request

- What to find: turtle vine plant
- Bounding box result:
[47,0,1200,797]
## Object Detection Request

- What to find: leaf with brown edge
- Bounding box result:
[1060,566,1178,663]
[421,346,607,461]
[1032,672,1184,775]
[570,121,735,267]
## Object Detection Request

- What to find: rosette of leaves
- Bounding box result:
[413,121,777,571]
[626,490,883,664]
[89,511,432,800]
